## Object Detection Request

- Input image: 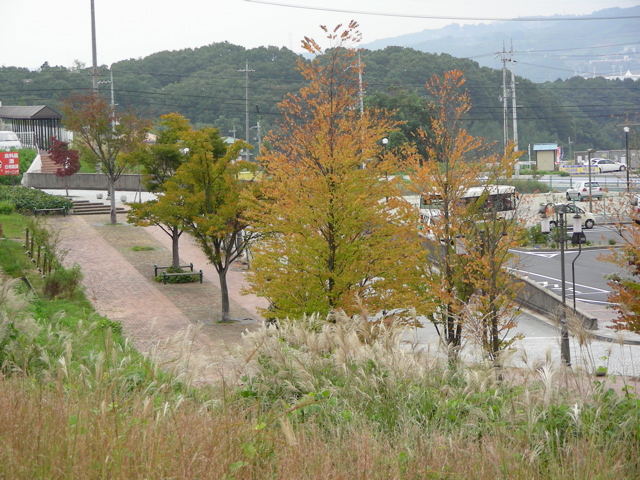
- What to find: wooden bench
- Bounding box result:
[154,263,194,277]
[161,270,203,285]
[34,207,67,216]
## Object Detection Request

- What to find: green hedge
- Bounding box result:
[0,185,73,212]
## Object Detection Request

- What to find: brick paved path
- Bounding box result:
[52,214,267,385]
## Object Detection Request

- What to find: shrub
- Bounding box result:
[525,224,549,245]
[501,178,551,194]
[43,264,83,300]
[0,200,16,214]
[153,266,201,284]
[0,186,72,212]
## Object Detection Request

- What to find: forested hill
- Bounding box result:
[363,6,640,84]
[0,41,638,155]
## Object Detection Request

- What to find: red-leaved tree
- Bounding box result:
[48,136,80,197]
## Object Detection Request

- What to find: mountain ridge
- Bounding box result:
[362,6,640,82]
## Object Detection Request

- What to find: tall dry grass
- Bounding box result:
[1,273,638,479]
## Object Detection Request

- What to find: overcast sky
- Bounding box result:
[3,0,638,70]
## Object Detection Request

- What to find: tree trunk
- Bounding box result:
[171,227,181,269]
[218,268,231,322]
[108,179,117,224]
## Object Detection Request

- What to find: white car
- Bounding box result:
[0,131,22,150]
[548,204,596,229]
[566,181,603,201]
[590,158,626,173]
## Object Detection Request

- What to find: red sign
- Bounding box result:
[0,151,20,176]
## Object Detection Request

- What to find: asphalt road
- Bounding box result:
[511,246,618,308]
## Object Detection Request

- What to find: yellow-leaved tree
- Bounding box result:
[409,70,525,362]
[244,22,424,323]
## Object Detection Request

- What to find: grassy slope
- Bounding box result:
[0,212,639,479]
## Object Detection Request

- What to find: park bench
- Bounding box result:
[154,263,203,284]
[161,269,203,285]
[34,207,67,216]
[154,262,194,277]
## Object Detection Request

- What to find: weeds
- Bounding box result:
[0,219,639,478]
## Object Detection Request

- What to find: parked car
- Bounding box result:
[590,158,626,173]
[566,181,603,201]
[548,204,596,229]
[0,131,22,150]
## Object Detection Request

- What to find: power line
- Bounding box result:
[244,0,640,21]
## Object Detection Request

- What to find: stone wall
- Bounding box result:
[22,173,145,191]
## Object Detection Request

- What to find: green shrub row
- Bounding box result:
[0,185,72,212]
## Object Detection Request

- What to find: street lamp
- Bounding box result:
[587,148,595,212]
[570,213,586,314]
[624,126,630,193]
[539,203,571,366]
[382,137,388,155]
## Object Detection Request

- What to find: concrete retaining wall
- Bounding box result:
[515,275,598,330]
[421,239,598,330]
[22,173,145,191]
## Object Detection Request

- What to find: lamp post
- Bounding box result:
[539,203,571,366]
[587,148,595,212]
[382,137,388,155]
[570,213,586,313]
[624,126,630,193]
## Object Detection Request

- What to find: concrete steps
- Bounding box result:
[71,199,126,216]
[39,151,58,174]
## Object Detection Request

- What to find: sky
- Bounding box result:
[2,0,639,70]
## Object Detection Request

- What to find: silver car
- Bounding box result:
[549,203,596,229]
[0,131,22,150]
[566,181,603,201]
[590,158,626,173]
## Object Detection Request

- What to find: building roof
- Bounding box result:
[533,143,558,151]
[0,105,62,120]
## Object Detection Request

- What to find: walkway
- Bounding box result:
[52,212,267,386]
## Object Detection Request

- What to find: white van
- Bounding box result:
[0,131,22,150]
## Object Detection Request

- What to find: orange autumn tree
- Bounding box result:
[245,23,424,322]
[408,70,524,362]
[606,207,640,334]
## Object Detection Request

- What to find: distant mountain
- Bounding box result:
[363,6,640,83]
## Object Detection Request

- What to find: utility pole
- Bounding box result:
[357,53,364,116]
[238,61,254,161]
[497,43,519,154]
[98,68,116,129]
[251,121,262,158]
[509,41,518,152]
[90,0,98,93]
[499,44,509,151]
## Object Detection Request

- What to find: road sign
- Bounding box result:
[0,151,20,176]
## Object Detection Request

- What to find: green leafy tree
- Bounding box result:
[61,92,150,224]
[127,113,192,268]
[244,23,424,322]
[164,127,257,322]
